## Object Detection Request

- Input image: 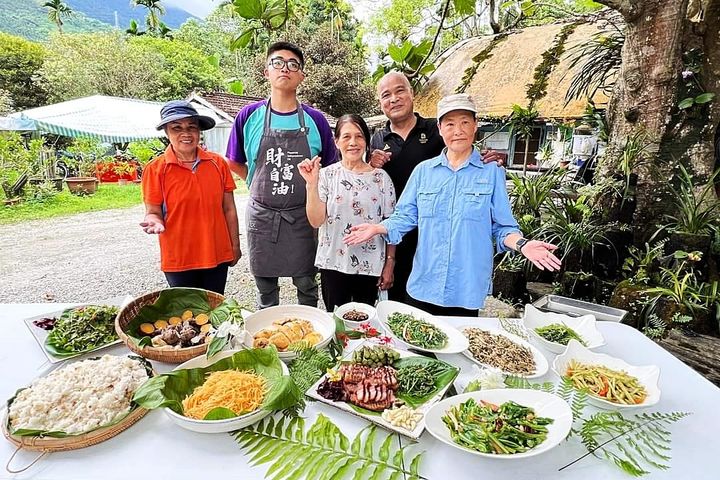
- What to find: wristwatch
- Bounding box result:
[515,237,530,254]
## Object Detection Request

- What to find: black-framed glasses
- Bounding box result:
[268,57,302,72]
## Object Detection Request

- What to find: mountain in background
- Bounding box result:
[0,0,197,42]
[65,0,196,30]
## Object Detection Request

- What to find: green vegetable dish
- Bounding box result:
[534,323,586,346]
[386,312,448,349]
[45,305,119,357]
[442,399,554,454]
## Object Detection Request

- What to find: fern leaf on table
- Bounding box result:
[566,410,691,477]
[234,414,425,480]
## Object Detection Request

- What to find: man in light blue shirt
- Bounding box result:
[345,94,561,315]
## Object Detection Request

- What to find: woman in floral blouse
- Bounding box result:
[298,114,396,311]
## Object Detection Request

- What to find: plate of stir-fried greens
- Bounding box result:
[425,389,573,459]
[376,301,469,354]
[523,304,605,354]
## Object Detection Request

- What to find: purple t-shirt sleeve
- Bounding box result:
[225,101,265,164]
[304,106,338,166]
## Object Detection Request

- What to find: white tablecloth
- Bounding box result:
[1,303,719,480]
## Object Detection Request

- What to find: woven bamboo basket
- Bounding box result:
[2,406,148,453]
[115,288,225,363]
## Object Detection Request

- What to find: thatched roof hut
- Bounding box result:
[414,22,612,120]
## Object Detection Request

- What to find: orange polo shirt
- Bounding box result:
[142,146,236,272]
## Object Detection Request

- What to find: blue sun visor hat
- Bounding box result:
[156,100,216,131]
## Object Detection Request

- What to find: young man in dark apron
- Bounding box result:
[226,42,337,309]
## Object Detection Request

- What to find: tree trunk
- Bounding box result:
[595,0,720,241]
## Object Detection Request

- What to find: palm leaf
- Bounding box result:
[234,414,425,480]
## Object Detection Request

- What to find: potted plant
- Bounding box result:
[65,155,98,195]
[112,161,137,185]
[492,252,528,304]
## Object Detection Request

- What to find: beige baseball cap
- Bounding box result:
[437,93,478,121]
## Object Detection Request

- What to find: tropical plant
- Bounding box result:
[643,267,707,316]
[621,241,666,285]
[508,169,562,218]
[43,0,73,34]
[662,164,720,235]
[616,131,652,199]
[230,0,293,50]
[234,414,424,480]
[131,0,166,32]
[496,251,527,272]
[507,103,539,174]
[540,196,613,269]
[565,26,624,102]
[125,19,146,36]
[372,39,437,91]
[0,132,42,200]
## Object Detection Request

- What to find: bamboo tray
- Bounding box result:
[115,288,224,363]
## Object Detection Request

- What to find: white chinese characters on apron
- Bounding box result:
[246,100,317,277]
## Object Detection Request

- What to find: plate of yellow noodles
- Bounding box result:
[552,340,660,410]
[132,349,299,433]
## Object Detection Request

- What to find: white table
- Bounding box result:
[1,303,719,480]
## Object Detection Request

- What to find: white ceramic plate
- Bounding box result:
[425,389,573,459]
[460,325,549,378]
[163,350,289,433]
[23,295,133,364]
[334,302,378,330]
[552,340,661,409]
[243,305,336,362]
[375,300,469,354]
[523,304,605,354]
[306,343,459,439]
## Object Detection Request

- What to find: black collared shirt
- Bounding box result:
[370,113,444,196]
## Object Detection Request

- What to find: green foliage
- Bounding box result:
[0,132,42,200]
[369,0,437,44]
[235,414,424,480]
[373,39,436,91]
[127,139,165,166]
[575,411,691,477]
[299,23,377,116]
[509,169,562,219]
[662,164,720,235]
[38,31,222,103]
[643,267,706,316]
[229,0,292,50]
[0,32,48,111]
[622,241,666,285]
[130,36,223,100]
[131,0,166,32]
[288,344,335,394]
[565,27,624,102]
[39,32,160,101]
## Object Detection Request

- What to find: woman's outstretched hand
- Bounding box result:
[140,218,165,234]
[343,223,385,246]
[521,241,562,271]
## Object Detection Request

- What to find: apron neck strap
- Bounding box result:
[264,98,307,133]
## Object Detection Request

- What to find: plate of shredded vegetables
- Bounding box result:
[552,340,660,409]
[425,389,572,459]
[132,349,298,433]
[523,304,605,354]
[460,326,549,378]
[376,301,469,354]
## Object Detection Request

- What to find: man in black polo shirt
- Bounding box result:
[369,71,504,302]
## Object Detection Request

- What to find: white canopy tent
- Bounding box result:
[0,95,223,144]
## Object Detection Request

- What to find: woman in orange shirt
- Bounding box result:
[141,100,241,294]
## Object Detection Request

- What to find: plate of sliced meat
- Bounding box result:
[306,342,459,439]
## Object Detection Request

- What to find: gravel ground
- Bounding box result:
[0,194,517,317]
[0,194,306,307]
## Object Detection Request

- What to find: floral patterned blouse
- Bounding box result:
[316,162,396,276]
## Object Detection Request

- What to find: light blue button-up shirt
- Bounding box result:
[382,148,520,309]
